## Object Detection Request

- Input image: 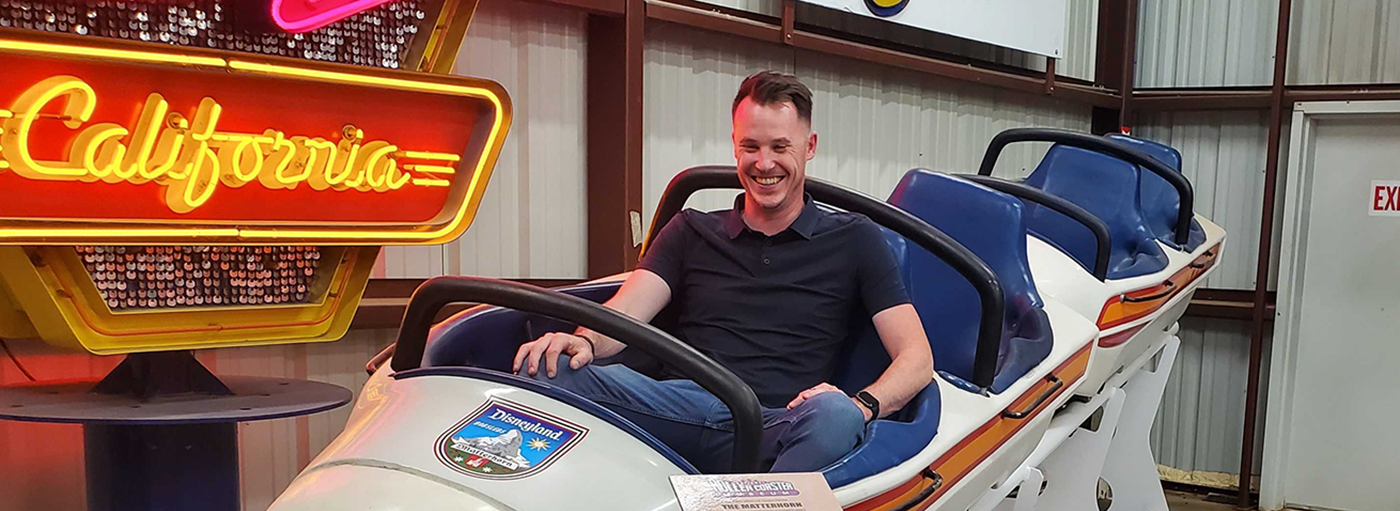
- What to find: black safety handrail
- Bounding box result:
[961,174,1112,281]
[641,166,1005,390]
[975,128,1194,246]
[390,276,765,473]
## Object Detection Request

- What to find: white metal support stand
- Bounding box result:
[973,333,1181,511]
[1099,335,1179,511]
[1031,386,1126,511]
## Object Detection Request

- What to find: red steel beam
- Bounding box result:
[1118,0,1139,129]
[586,0,647,277]
[1240,0,1292,507]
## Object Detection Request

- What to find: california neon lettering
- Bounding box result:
[0,76,460,214]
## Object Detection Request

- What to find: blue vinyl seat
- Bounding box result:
[1021,145,1170,279]
[824,170,1055,487]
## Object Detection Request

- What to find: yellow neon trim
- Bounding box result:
[411,177,452,187]
[404,164,456,175]
[0,39,226,67]
[0,109,11,119]
[403,151,460,162]
[0,227,242,239]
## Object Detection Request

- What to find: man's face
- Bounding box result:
[732,97,817,213]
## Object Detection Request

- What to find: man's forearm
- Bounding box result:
[861,351,934,418]
[569,270,674,360]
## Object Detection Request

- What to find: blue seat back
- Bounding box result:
[424,282,623,370]
[1107,134,1206,252]
[883,170,1053,394]
[1024,145,1170,279]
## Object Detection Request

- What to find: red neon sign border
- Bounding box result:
[270,0,398,34]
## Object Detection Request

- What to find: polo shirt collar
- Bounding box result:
[725,192,819,240]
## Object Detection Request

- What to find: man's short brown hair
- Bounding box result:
[732,71,813,124]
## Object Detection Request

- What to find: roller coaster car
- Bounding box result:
[269,128,1220,511]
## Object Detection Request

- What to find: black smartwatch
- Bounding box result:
[855,391,880,422]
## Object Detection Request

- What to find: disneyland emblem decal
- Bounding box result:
[437,399,587,479]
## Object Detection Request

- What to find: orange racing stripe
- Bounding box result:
[1097,243,1219,330]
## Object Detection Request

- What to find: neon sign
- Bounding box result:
[270,0,398,33]
[1,77,463,214]
[0,32,512,246]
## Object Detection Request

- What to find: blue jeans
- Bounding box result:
[517,355,866,474]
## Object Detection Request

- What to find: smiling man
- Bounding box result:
[514,71,934,474]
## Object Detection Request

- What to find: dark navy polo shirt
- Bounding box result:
[637,194,910,408]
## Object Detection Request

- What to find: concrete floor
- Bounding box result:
[1165,490,1239,511]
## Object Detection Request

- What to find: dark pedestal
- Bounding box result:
[85,423,239,511]
[0,352,352,511]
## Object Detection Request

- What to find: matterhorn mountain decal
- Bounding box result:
[436,399,587,479]
[451,430,532,469]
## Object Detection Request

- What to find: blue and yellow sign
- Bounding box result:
[865,0,909,17]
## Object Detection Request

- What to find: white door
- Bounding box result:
[1265,101,1400,511]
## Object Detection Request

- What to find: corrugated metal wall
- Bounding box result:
[1152,318,1269,482]
[1289,0,1400,85]
[1137,0,1400,88]
[378,0,590,279]
[1134,0,1279,88]
[643,22,1093,223]
[694,0,1099,81]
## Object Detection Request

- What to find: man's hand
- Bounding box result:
[786,382,872,422]
[513,332,594,378]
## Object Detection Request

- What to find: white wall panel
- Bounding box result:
[1137,0,1400,87]
[643,22,795,219]
[1135,0,1278,88]
[643,22,1092,226]
[1061,0,1099,82]
[801,50,1092,192]
[697,0,781,17]
[379,0,589,279]
[1289,0,1400,85]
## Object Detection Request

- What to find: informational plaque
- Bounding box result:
[670,473,841,511]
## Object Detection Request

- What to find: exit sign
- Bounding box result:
[1370,181,1400,217]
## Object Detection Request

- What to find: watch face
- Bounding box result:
[858,392,877,406]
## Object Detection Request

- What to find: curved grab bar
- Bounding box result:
[390,276,765,473]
